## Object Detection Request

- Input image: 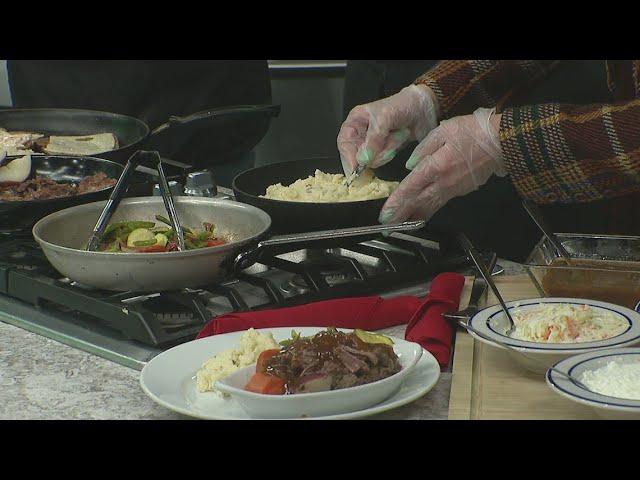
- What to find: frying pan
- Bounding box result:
[0,105,280,166]
[232,157,395,234]
[0,109,148,164]
[33,197,272,291]
[32,196,425,292]
[0,155,123,231]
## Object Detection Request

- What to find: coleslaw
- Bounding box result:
[509,303,628,343]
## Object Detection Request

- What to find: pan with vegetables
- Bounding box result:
[32,194,426,292]
[32,196,272,291]
[96,215,227,253]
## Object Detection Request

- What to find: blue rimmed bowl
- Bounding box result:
[546,348,640,419]
[466,297,640,373]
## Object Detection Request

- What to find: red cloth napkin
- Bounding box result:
[404,272,465,366]
[196,296,419,337]
[196,272,465,367]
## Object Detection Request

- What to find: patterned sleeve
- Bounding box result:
[499,99,640,204]
[414,60,558,118]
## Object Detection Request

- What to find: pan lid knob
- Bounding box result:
[184,170,217,197]
[153,181,184,196]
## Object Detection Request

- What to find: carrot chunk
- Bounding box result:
[244,372,286,395]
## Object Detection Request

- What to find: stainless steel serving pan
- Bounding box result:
[32,196,425,292]
[32,196,272,292]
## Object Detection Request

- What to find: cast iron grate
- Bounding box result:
[0,232,478,347]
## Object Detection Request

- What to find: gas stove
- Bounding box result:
[0,159,492,370]
[0,224,485,369]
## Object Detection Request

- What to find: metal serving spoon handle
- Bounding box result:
[457,233,516,336]
[522,200,572,264]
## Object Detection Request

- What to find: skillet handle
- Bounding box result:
[233,220,425,271]
[150,104,281,136]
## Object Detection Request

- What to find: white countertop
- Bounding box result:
[0,321,451,420]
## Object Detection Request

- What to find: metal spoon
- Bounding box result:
[522,200,572,264]
[457,233,516,336]
[344,164,366,187]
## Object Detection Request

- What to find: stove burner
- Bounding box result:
[281,275,310,295]
[324,271,356,286]
[156,312,196,328]
[280,262,358,295]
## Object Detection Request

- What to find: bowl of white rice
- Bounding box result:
[546,348,640,419]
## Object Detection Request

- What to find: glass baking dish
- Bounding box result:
[524,233,640,310]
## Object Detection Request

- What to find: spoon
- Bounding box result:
[344,164,366,187]
[457,233,516,336]
[522,200,572,264]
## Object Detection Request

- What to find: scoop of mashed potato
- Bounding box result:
[195,328,279,395]
[262,169,399,202]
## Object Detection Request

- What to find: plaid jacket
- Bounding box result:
[415,60,640,205]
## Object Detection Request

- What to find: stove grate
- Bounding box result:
[0,232,479,347]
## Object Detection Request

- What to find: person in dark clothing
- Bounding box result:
[7,60,272,186]
[342,60,611,262]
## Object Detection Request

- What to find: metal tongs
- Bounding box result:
[85,150,186,252]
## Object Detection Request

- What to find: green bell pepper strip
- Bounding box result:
[133,239,158,247]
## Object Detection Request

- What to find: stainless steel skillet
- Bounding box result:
[32,196,271,292]
[32,196,424,292]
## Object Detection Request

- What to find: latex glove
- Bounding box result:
[379,107,506,224]
[337,84,439,176]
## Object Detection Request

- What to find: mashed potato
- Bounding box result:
[262,169,399,203]
[196,328,278,395]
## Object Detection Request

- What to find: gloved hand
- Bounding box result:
[379,107,506,224]
[337,84,439,176]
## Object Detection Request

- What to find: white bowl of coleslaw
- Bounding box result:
[467,298,640,373]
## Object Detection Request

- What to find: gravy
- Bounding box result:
[540,258,640,309]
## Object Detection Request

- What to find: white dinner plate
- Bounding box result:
[139,327,441,420]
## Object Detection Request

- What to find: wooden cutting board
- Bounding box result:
[448,274,598,420]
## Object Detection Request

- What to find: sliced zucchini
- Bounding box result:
[126,228,156,248]
[154,233,168,247]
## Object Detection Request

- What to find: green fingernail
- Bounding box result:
[405,154,420,170]
[357,147,373,165]
[379,209,395,224]
[382,150,396,162]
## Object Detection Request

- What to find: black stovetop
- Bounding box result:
[0,231,473,350]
